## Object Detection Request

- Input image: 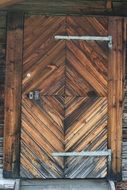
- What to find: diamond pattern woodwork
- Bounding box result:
[20,16,108,178]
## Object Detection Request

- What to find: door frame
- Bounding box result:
[3,12,126,180]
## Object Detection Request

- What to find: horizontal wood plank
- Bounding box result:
[0,0,127,16]
[0,0,24,8]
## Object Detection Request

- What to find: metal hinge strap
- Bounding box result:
[55,35,112,48]
[52,150,112,157]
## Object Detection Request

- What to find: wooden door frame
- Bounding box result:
[108,17,126,180]
[3,11,24,178]
[3,13,126,180]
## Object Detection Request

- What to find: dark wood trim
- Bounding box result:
[108,17,126,181]
[3,11,24,178]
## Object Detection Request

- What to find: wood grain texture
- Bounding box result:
[64,16,108,178]
[64,96,108,178]
[3,11,24,178]
[21,16,66,178]
[1,0,127,16]
[0,13,6,170]
[0,12,126,182]
[20,16,109,178]
[108,17,125,181]
[22,16,66,96]
[21,96,65,178]
[0,0,24,8]
[66,16,108,97]
[122,19,127,179]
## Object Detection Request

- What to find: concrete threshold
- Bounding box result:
[0,169,115,190]
[20,179,115,190]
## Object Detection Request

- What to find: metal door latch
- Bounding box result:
[28,90,40,100]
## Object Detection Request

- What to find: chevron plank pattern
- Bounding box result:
[21,16,66,178]
[21,96,65,178]
[20,16,109,178]
[64,97,108,178]
[22,16,66,96]
[66,16,108,97]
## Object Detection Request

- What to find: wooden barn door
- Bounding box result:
[20,16,109,178]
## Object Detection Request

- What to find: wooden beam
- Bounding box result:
[0,0,24,8]
[3,11,24,178]
[1,1,127,16]
[106,0,113,9]
[108,17,125,181]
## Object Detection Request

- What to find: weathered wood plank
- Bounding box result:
[122,18,127,181]
[3,11,24,178]
[0,12,7,171]
[0,0,24,8]
[108,17,125,181]
[21,16,108,179]
[0,0,127,16]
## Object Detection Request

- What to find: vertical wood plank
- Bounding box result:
[108,17,125,181]
[0,12,7,170]
[3,11,24,178]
